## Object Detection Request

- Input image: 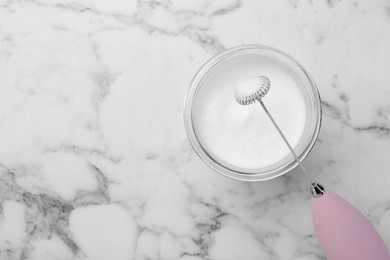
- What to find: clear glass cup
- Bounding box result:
[184,45,322,181]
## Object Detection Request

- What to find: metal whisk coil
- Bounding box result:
[235,75,270,105]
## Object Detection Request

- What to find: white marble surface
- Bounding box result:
[1,0,390,259]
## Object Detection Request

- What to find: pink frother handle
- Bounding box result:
[311,189,390,260]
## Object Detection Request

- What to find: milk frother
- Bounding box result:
[235,75,390,260]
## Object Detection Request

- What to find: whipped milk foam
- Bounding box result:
[193,54,307,170]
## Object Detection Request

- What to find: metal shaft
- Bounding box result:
[258,100,313,184]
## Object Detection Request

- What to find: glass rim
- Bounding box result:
[184,45,322,181]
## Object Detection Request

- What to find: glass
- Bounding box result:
[184,45,322,181]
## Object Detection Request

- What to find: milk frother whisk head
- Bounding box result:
[235,76,270,105]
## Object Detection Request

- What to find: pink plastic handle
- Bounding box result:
[311,190,390,260]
